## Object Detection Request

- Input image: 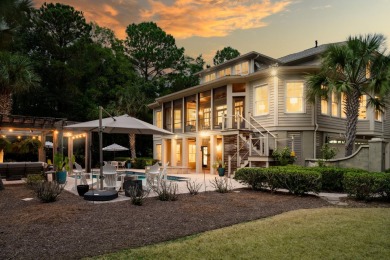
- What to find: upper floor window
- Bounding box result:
[358,95,367,120]
[156,110,162,128]
[341,92,346,118]
[210,73,216,81]
[218,70,225,78]
[234,62,249,75]
[331,92,339,117]
[254,85,269,115]
[285,82,304,113]
[320,85,329,115]
[205,74,210,83]
[225,67,231,76]
[375,110,382,121]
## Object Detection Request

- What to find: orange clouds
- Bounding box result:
[140,0,291,38]
[33,0,291,40]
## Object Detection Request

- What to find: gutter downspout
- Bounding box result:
[313,97,318,159]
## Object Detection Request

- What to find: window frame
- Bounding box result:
[285,81,305,114]
[254,84,269,116]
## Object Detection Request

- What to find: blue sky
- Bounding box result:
[33,0,390,65]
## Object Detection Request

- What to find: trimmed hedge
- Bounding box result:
[132,158,159,169]
[343,172,390,201]
[235,166,321,195]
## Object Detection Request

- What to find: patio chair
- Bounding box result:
[74,162,88,191]
[110,161,119,170]
[102,164,118,190]
[118,161,126,169]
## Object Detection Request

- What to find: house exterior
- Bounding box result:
[148,43,390,175]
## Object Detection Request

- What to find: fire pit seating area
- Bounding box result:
[0,162,45,181]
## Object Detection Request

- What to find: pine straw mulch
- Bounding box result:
[0,184,388,260]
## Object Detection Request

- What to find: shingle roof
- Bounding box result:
[278,42,344,64]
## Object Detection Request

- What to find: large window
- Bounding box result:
[234,62,249,75]
[185,95,196,132]
[163,102,172,131]
[286,82,304,113]
[254,85,269,115]
[341,92,346,118]
[331,92,339,117]
[358,95,367,120]
[156,111,162,128]
[173,99,182,132]
[321,97,329,115]
[188,144,196,163]
[175,141,182,165]
[213,86,227,128]
[199,91,211,130]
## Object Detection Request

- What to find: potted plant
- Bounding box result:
[212,158,226,177]
[53,153,74,184]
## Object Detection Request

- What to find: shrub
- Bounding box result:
[152,181,179,201]
[234,168,267,190]
[34,181,64,203]
[344,172,390,201]
[273,167,321,195]
[210,177,232,193]
[127,186,150,206]
[318,144,338,167]
[26,174,45,189]
[272,147,295,166]
[132,158,159,169]
[186,180,202,195]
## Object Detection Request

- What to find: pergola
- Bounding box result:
[0,114,89,172]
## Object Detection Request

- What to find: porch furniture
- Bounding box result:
[102,164,118,190]
[0,162,45,180]
[110,161,119,169]
[74,162,88,192]
[118,161,126,169]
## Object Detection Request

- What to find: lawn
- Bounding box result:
[92,208,390,260]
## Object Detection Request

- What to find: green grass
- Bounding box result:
[90,208,390,260]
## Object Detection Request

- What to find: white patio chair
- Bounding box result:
[110,161,119,170]
[118,161,126,169]
[73,162,88,191]
[102,164,118,190]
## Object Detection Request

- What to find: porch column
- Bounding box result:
[195,136,202,173]
[210,134,216,175]
[67,137,73,175]
[85,132,91,172]
[38,133,46,162]
[182,138,188,168]
[171,138,177,166]
[53,130,59,157]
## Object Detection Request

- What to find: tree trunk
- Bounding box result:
[344,90,360,156]
[0,93,12,114]
[129,133,136,159]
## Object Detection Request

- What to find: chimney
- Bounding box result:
[315,40,318,48]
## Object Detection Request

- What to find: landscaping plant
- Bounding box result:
[210,177,232,193]
[34,181,64,203]
[272,147,295,166]
[318,143,337,167]
[127,186,150,206]
[25,174,45,189]
[186,180,202,195]
[152,180,179,201]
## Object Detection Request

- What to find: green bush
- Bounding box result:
[132,158,159,169]
[34,181,64,203]
[235,166,321,195]
[234,168,268,190]
[344,172,390,201]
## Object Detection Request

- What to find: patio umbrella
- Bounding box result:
[64,107,172,190]
[102,143,129,160]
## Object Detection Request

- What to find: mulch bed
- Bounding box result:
[0,184,387,260]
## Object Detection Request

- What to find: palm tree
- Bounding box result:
[0,52,40,114]
[110,84,148,160]
[306,34,390,156]
[0,0,33,50]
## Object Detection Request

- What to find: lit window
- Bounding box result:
[176,143,181,165]
[156,111,162,128]
[358,95,367,120]
[286,82,304,113]
[331,92,339,117]
[204,74,210,82]
[366,60,371,79]
[241,62,249,75]
[218,70,225,78]
[254,85,269,115]
[189,144,196,162]
[210,73,216,81]
[225,67,231,75]
[375,110,382,121]
[155,144,162,161]
[235,64,241,75]
[174,109,181,130]
[321,97,329,115]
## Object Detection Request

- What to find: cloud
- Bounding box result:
[311,5,332,10]
[33,0,291,40]
[140,0,292,39]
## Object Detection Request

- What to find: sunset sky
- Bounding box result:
[33,0,390,65]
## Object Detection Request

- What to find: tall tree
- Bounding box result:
[213,46,240,65]
[0,52,40,114]
[124,22,185,97]
[306,34,390,156]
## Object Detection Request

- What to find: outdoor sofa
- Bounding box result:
[0,162,45,180]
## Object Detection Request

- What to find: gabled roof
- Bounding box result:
[278,42,344,64]
[195,51,278,75]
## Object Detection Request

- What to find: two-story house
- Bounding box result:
[148,43,390,175]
